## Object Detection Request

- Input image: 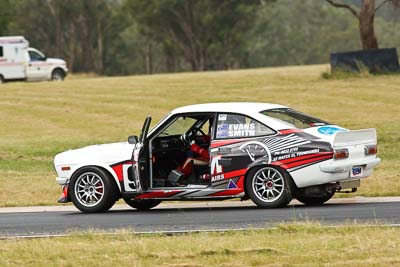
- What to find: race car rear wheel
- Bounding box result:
[246,166,293,208]
[69,167,118,213]
[296,191,335,206]
[123,198,162,211]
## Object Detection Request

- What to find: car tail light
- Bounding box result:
[365,145,377,155]
[334,149,349,160]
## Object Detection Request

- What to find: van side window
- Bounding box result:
[0,46,3,57]
[28,51,45,62]
[216,113,275,139]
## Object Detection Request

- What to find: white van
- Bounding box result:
[0,36,68,83]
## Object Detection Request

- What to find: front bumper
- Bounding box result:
[56,177,69,185]
[320,157,381,173]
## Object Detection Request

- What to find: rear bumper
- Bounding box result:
[320,157,381,173]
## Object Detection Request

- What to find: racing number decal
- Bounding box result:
[122,164,137,192]
[111,162,137,192]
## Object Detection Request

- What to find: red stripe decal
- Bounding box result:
[272,152,333,165]
[211,139,244,148]
[209,189,243,197]
[236,176,244,189]
[279,129,304,134]
[224,169,247,179]
[135,190,182,199]
[111,164,124,182]
[280,155,332,169]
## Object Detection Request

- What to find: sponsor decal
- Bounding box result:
[218,114,227,121]
[227,179,238,189]
[318,126,346,135]
[228,123,256,137]
[211,155,225,182]
[240,141,271,163]
[272,148,320,161]
[211,174,224,182]
[216,124,229,138]
[235,133,332,171]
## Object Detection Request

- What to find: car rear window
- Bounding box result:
[261,108,329,129]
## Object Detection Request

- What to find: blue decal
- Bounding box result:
[227,179,238,189]
[318,126,346,135]
[216,124,229,138]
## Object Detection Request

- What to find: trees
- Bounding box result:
[1,0,399,75]
[0,0,15,36]
[326,0,400,50]
[249,1,360,67]
[9,0,122,74]
[125,0,261,71]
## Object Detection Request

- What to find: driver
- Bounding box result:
[168,133,211,184]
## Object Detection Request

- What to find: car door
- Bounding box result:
[131,116,152,194]
[210,113,276,183]
[26,49,48,81]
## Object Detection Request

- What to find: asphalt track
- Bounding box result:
[1,198,400,238]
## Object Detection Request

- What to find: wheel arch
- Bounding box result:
[70,164,122,193]
[51,67,66,79]
[243,163,298,198]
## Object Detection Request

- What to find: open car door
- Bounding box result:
[131,116,152,194]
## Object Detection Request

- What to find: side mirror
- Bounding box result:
[128,135,138,144]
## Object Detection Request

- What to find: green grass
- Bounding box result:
[1,223,400,266]
[0,64,399,206]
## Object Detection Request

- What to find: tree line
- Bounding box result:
[0,0,399,76]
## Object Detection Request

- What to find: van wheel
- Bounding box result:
[0,75,4,84]
[246,166,293,208]
[51,69,65,81]
[69,167,118,213]
[123,198,161,211]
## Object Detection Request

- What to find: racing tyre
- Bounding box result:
[296,191,335,206]
[51,69,65,81]
[246,166,293,208]
[123,198,161,211]
[69,167,118,213]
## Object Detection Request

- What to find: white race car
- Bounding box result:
[54,103,381,213]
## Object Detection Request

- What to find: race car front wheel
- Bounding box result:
[246,166,293,208]
[69,167,118,213]
[123,198,162,211]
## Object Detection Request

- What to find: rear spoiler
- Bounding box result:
[333,129,377,148]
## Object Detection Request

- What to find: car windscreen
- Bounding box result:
[261,108,330,129]
[159,116,198,136]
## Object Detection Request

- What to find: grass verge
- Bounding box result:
[1,223,400,266]
[0,64,399,206]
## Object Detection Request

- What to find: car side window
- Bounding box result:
[0,46,3,57]
[216,113,274,139]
